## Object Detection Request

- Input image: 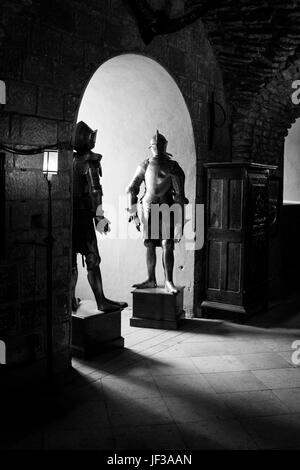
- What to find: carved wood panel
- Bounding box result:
[229,179,243,230]
[209,178,223,229]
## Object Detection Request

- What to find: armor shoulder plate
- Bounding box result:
[89,152,102,162]
[169,159,183,175]
[73,157,89,175]
[140,158,149,172]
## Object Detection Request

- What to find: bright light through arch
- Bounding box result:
[0,340,6,364]
[76,53,197,313]
[284,118,300,204]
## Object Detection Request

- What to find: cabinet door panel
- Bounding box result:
[227,242,242,292]
[229,179,243,230]
[209,179,223,228]
[208,241,222,290]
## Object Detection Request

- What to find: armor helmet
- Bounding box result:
[74,121,98,153]
[149,130,168,155]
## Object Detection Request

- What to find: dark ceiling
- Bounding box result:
[130,0,300,108]
[193,1,300,100]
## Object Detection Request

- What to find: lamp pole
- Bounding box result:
[43,149,58,384]
[45,176,54,382]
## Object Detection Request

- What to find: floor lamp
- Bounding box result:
[43,150,58,382]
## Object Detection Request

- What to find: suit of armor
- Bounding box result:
[72,144,103,272]
[126,131,188,294]
[71,121,127,312]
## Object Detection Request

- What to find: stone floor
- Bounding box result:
[2,298,300,450]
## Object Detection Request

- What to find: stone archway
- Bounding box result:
[231,60,300,165]
[75,53,197,315]
[0,0,229,377]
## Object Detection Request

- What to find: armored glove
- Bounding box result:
[127,207,141,232]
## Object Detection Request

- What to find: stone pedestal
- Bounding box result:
[130,287,184,330]
[72,300,124,359]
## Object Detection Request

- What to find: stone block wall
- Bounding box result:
[231,62,300,166]
[229,61,300,299]
[0,0,230,378]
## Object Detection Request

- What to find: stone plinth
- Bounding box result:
[72,300,124,359]
[130,287,184,330]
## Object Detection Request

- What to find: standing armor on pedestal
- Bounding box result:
[71,121,127,312]
[126,130,188,294]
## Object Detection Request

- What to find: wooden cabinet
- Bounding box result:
[201,162,276,321]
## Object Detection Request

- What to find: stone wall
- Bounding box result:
[231,63,300,165]
[193,0,300,168]
[0,0,230,376]
[229,62,300,298]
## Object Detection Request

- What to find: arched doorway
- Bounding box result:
[75,54,197,314]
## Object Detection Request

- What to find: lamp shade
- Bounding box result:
[43,150,58,179]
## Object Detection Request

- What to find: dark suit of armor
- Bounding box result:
[71,121,127,312]
[72,145,102,271]
[126,131,188,294]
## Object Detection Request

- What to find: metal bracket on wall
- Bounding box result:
[208,92,226,150]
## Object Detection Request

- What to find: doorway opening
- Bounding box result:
[283,118,300,204]
[0,340,6,364]
[282,118,300,293]
[75,53,197,315]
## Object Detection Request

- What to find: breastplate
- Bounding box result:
[143,159,173,204]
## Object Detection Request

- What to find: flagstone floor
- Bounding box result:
[2,298,300,450]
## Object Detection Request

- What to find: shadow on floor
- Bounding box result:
[1,293,300,450]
